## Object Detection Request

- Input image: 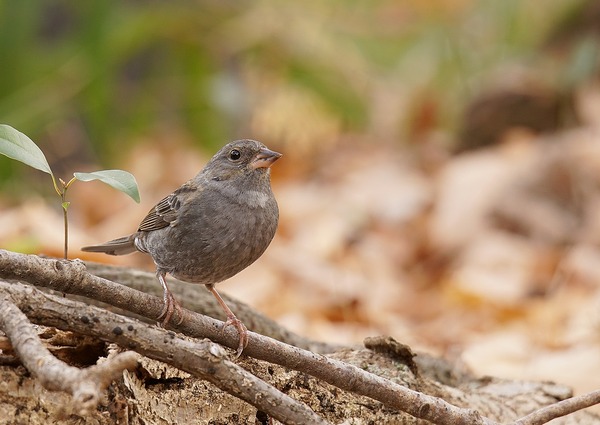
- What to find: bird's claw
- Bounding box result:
[221,316,249,358]
[157,290,184,327]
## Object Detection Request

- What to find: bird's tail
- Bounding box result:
[81,234,138,256]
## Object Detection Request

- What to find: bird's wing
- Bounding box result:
[138,181,197,232]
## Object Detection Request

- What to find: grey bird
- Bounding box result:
[82,140,281,357]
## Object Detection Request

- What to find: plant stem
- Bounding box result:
[58,177,76,260]
[57,178,68,259]
[62,192,68,260]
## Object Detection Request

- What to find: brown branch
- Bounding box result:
[83,261,340,354]
[0,292,138,415]
[0,279,330,425]
[514,390,600,425]
[0,249,492,425]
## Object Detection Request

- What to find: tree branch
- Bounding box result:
[0,249,488,424]
[0,292,138,415]
[1,249,599,424]
[83,261,339,354]
[514,390,600,425]
[0,279,330,425]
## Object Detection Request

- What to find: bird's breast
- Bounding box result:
[143,191,278,285]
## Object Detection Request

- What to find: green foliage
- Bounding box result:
[74,170,140,203]
[0,0,580,168]
[0,124,140,258]
[0,124,52,174]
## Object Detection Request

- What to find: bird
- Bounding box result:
[82,139,281,357]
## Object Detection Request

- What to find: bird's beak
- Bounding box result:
[250,147,282,169]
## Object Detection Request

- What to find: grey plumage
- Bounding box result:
[82,139,281,356]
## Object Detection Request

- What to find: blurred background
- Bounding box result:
[2,0,600,403]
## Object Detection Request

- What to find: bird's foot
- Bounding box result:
[221,315,249,358]
[157,289,184,327]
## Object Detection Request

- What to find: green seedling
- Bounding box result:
[0,124,140,259]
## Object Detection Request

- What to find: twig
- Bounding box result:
[0,249,488,425]
[0,279,330,425]
[514,390,600,425]
[0,292,138,414]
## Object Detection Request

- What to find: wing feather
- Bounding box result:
[138,181,198,232]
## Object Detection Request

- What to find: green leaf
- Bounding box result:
[0,124,52,175]
[62,201,71,210]
[74,170,141,203]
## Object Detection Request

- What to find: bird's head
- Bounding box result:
[204,139,282,184]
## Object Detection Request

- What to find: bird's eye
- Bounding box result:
[228,149,241,161]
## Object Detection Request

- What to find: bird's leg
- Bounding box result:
[206,284,248,358]
[156,271,183,326]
